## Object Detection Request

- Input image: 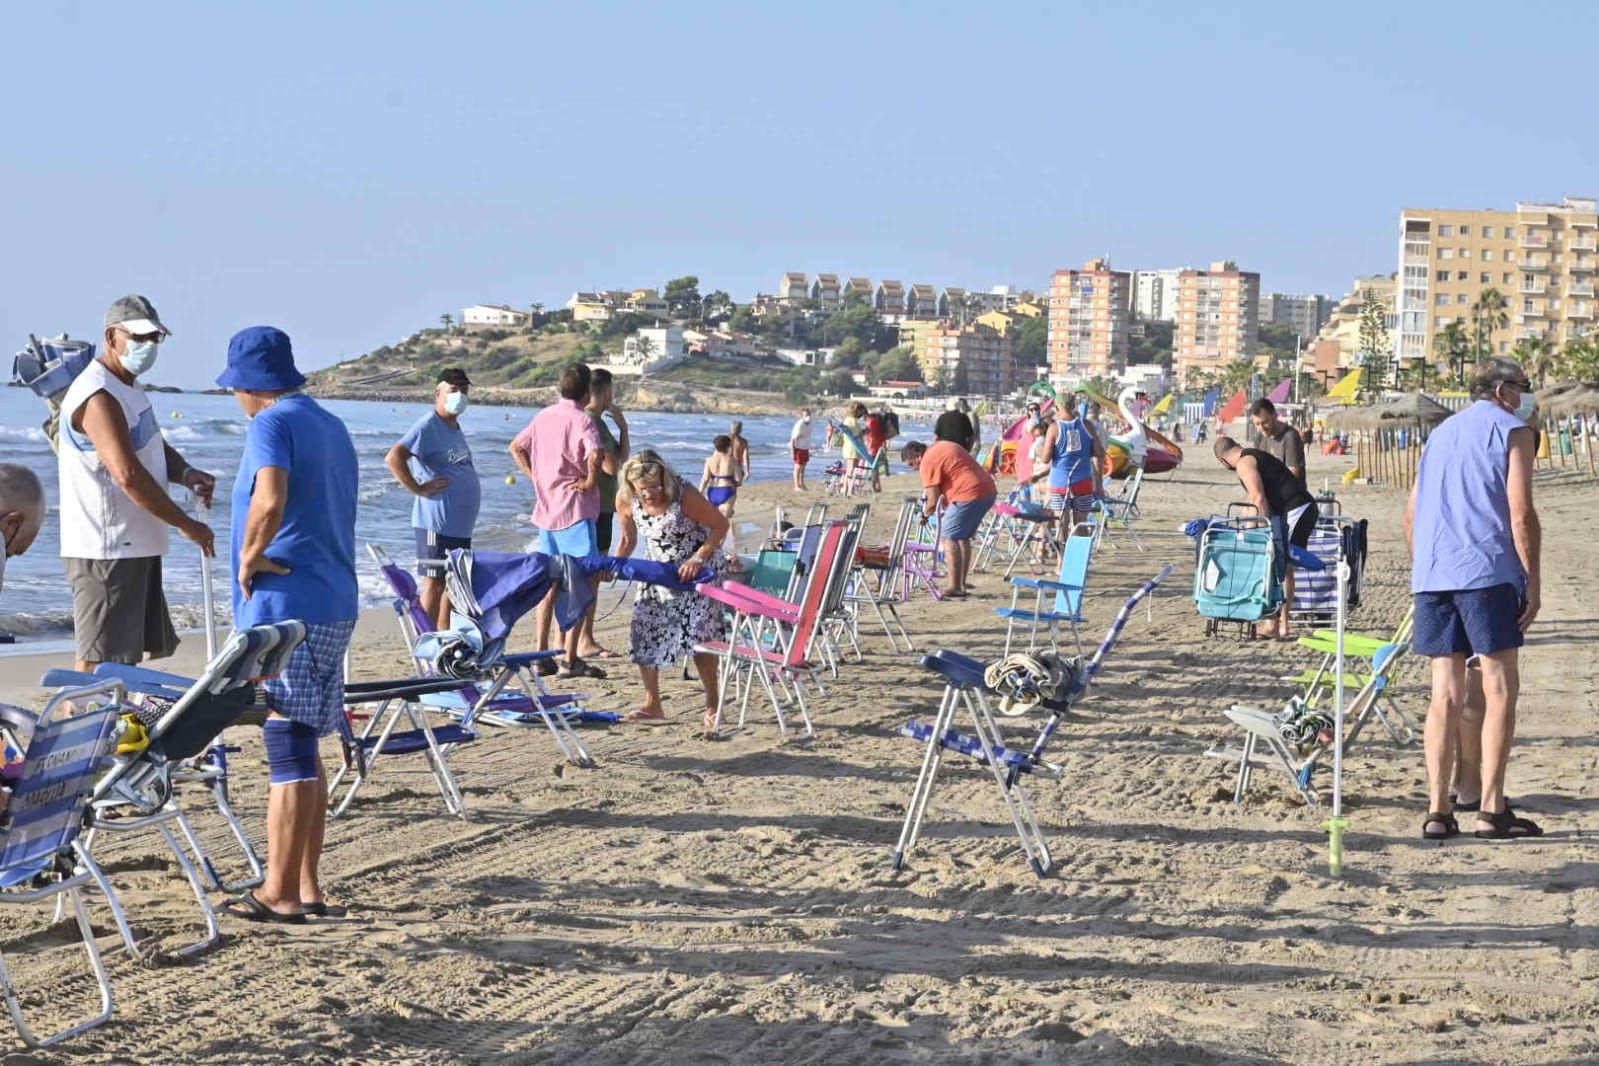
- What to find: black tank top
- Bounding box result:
[1242,448,1314,515]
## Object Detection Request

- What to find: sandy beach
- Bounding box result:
[1,454,1595,1065]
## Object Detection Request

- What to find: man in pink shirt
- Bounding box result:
[510,363,607,679]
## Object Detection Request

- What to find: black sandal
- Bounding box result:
[224,890,307,924]
[1422,811,1459,840]
[1474,803,1543,840]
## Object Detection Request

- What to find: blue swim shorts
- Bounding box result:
[538,518,598,558]
[941,495,996,542]
[1412,583,1524,657]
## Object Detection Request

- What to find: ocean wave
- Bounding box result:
[0,425,48,443]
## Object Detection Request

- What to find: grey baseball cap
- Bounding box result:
[104,294,171,337]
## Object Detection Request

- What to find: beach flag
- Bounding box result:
[1151,393,1175,416]
[1216,388,1248,425]
[1267,378,1292,404]
[1323,368,1363,405]
[1202,387,1220,417]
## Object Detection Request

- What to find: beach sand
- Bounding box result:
[1,457,1595,1065]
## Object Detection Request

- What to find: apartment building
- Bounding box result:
[811,273,841,311]
[918,321,1013,396]
[1303,274,1397,386]
[938,287,968,320]
[906,283,938,319]
[845,277,874,304]
[1132,268,1184,322]
[1395,196,1599,363]
[876,280,907,319]
[1046,257,1131,385]
[779,272,809,304]
[1173,261,1261,380]
[1261,292,1332,339]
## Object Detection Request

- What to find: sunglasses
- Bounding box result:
[119,329,166,345]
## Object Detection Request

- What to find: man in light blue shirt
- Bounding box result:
[1405,357,1541,842]
[386,368,481,627]
[220,325,359,923]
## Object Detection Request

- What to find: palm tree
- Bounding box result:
[1433,318,1471,388]
[631,333,657,367]
[1470,288,1509,359]
[527,302,544,331]
[1561,336,1599,382]
[1513,332,1557,388]
[439,313,454,333]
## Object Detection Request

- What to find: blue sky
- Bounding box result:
[4,1,1597,388]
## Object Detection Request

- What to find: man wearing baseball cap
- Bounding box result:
[218,325,360,923]
[58,294,216,672]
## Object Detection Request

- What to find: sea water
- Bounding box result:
[0,387,816,643]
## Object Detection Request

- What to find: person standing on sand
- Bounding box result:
[699,435,743,570]
[59,294,217,673]
[1407,358,1542,842]
[864,408,889,492]
[1041,392,1103,537]
[614,451,729,728]
[576,368,628,661]
[509,363,607,681]
[217,326,358,923]
[901,439,995,598]
[1249,398,1306,486]
[728,420,751,483]
[935,397,975,451]
[385,367,480,628]
[1213,435,1318,640]
[789,407,815,490]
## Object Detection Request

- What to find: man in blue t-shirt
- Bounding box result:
[385,367,481,627]
[219,325,359,925]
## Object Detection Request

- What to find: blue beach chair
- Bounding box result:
[0,684,128,1047]
[993,521,1095,657]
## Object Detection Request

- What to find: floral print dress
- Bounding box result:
[628,492,729,668]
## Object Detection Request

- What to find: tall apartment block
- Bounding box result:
[1132,268,1183,322]
[918,321,1013,396]
[1396,197,1599,363]
[1173,261,1260,380]
[1261,292,1332,339]
[1046,258,1131,385]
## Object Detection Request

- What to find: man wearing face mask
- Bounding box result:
[1407,357,1542,842]
[0,465,47,599]
[58,295,216,672]
[385,367,481,628]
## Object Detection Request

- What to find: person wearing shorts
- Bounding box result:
[901,439,995,599]
[218,325,359,923]
[1406,358,1541,841]
[580,368,627,659]
[1042,393,1103,537]
[386,367,480,628]
[1213,436,1318,639]
[789,408,815,490]
[510,363,607,680]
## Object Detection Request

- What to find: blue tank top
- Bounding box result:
[1049,417,1093,490]
[1410,400,1529,593]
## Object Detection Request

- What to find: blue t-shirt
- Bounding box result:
[399,411,481,538]
[230,394,360,627]
[1410,400,1529,594]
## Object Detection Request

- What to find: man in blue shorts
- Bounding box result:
[386,367,481,628]
[219,326,359,922]
[1406,357,1541,841]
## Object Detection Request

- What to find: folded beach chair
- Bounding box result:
[901,504,947,600]
[41,622,307,956]
[1193,515,1283,637]
[1207,638,1411,805]
[892,565,1173,877]
[0,684,128,1047]
[993,522,1095,657]
[697,520,851,737]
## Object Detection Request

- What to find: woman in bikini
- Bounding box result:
[699,434,743,569]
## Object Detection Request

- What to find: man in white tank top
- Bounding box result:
[58,295,216,671]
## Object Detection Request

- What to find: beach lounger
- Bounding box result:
[1207,639,1411,805]
[0,684,128,1047]
[993,522,1094,657]
[41,622,307,956]
[331,674,493,819]
[893,565,1173,877]
[1285,609,1418,745]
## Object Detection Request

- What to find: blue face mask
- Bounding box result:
[121,340,159,377]
[1513,392,1535,421]
[443,391,468,417]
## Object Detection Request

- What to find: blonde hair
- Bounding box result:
[621,449,683,504]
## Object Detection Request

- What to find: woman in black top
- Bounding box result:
[1214,436,1320,638]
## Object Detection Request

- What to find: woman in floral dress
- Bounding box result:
[614,450,730,726]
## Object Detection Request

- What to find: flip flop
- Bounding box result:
[580,648,623,661]
[623,709,670,726]
[300,901,349,918]
[224,890,307,924]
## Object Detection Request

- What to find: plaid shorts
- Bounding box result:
[263,619,356,737]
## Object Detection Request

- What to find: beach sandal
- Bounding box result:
[534,658,558,678]
[1474,803,1543,839]
[224,890,307,924]
[1421,811,1459,840]
[580,647,623,661]
[300,901,349,918]
[943,589,969,599]
[623,708,670,725]
[558,658,607,680]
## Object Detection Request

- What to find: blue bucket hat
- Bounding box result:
[217,326,307,391]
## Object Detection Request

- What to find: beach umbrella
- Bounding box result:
[1540,383,1599,416]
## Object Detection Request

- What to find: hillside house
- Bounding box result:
[875,280,906,320]
[906,284,938,320]
[779,272,809,304]
[811,273,841,311]
[461,304,530,329]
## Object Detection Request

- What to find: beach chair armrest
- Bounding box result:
[1304,630,1388,655]
[94,662,197,689]
[500,650,561,668]
[1009,577,1083,594]
[703,583,798,619]
[343,677,473,703]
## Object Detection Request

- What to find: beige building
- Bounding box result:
[811,273,841,310]
[1396,197,1599,364]
[1303,274,1396,386]
[918,321,1013,396]
[779,272,809,304]
[1046,258,1131,385]
[1173,261,1261,381]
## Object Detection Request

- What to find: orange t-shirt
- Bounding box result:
[920,440,996,503]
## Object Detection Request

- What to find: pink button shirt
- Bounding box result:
[515,398,603,531]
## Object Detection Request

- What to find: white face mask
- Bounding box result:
[1512,392,1536,421]
[443,391,468,417]
[121,339,160,376]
